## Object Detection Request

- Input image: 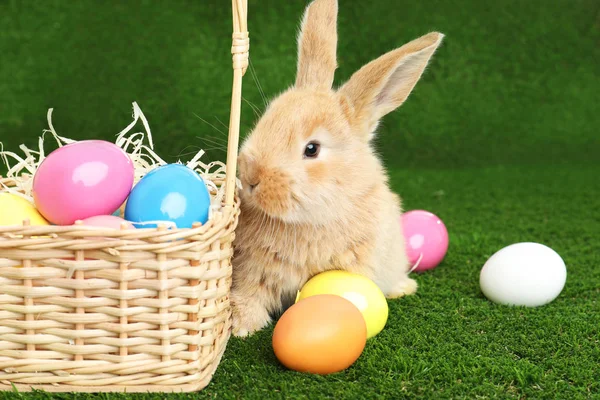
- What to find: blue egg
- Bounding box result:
[124,163,211,229]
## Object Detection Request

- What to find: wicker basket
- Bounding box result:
[0,0,248,393]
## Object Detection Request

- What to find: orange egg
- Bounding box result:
[272,294,367,375]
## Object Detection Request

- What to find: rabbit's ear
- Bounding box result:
[295,0,338,90]
[339,32,443,136]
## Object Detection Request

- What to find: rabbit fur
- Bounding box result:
[231,0,444,337]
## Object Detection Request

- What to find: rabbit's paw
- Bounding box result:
[231,300,271,338]
[386,277,418,299]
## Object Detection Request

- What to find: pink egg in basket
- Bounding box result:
[32,140,135,225]
[62,216,135,261]
[80,215,135,230]
[401,210,448,272]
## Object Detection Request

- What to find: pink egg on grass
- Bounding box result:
[401,210,449,272]
[32,140,135,225]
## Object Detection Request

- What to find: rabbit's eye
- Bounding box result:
[303,142,320,159]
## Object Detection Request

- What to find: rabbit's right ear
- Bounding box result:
[295,0,338,91]
[339,32,444,138]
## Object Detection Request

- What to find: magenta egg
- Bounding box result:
[401,210,449,272]
[32,140,134,225]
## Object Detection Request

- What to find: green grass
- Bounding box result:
[0,0,599,398]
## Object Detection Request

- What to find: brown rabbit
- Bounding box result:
[231,0,443,337]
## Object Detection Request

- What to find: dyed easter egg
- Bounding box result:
[0,193,50,267]
[401,210,449,272]
[80,215,135,230]
[296,270,388,339]
[61,216,135,262]
[32,140,134,225]
[272,294,367,375]
[480,242,567,307]
[0,193,49,226]
[124,163,211,228]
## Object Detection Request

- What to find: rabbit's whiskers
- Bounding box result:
[249,59,268,108]
[194,114,227,136]
[197,136,228,148]
[212,116,229,133]
[243,97,263,119]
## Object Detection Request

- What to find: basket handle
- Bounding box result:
[225,0,249,207]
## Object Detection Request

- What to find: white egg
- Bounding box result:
[479,242,567,307]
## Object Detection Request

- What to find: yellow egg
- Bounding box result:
[296,270,389,339]
[0,193,49,268]
[0,193,49,226]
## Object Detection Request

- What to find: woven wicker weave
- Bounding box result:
[0,0,248,393]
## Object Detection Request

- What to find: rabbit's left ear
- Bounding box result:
[295,0,338,90]
[339,32,444,136]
